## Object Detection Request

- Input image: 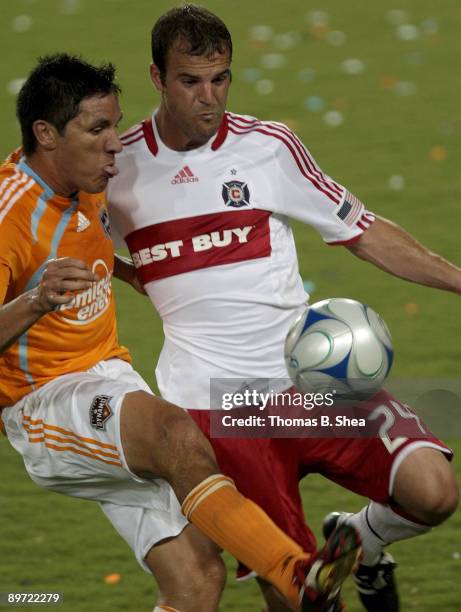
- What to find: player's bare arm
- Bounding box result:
[0,257,97,354]
[113,253,146,294]
[346,215,461,294]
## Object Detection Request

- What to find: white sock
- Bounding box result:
[347,502,432,566]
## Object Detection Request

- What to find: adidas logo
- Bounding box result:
[76,211,90,232]
[171,166,199,185]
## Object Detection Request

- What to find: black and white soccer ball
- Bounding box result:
[284,298,393,398]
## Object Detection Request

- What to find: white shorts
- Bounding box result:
[1,358,188,572]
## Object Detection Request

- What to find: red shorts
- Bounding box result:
[188,389,452,579]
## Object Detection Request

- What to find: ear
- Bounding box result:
[150,63,164,92]
[32,120,58,151]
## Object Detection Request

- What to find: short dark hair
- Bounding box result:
[151,4,232,81]
[16,53,121,155]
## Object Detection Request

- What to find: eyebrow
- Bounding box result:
[178,68,231,79]
[88,113,123,129]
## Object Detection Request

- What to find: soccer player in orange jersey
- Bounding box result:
[0,54,360,612]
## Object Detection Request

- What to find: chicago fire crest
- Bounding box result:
[222,180,250,208]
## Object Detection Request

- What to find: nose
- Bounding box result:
[106,128,123,154]
[197,82,214,105]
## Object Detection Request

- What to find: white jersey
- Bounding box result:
[108,112,375,409]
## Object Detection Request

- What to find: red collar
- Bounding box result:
[211,113,229,150]
[142,113,229,157]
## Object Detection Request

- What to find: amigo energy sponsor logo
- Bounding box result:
[59,259,112,325]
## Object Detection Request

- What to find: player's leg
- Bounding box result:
[242,440,318,612]
[308,390,458,610]
[187,409,318,612]
[2,367,213,611]
[322,395,457,563]
[100,498,225,612]
[145,525,225,612]
[332,448,458,566]
[392,446,459,525]
[336,446,458,612]
[121,389,361,611]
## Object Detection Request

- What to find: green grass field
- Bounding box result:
[1,1,461,610]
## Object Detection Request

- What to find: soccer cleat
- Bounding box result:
[295,523,361,611]
[323,512,400,612]
[354,553,399,612]
[320,593,346,612]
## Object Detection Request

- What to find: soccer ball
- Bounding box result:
[284,298,393,398]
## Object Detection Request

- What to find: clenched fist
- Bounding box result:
[35,258,99,314]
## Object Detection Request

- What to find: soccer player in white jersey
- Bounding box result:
[107,6,459,611]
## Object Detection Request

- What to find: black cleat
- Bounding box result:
[323,593,345,612]
[295,522,361,611]
[323,512,400,612]
[354,553,399,612]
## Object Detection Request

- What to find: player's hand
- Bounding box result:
[113,254,146,295]
[34,258,98,314]
[131,273,147,295]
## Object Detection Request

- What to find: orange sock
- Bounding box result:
[182,475,309,608]
[153,607,180,611]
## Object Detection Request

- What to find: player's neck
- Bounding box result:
[25,154,74,198]
[155,108,211,151]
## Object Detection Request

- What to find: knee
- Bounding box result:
[152,406,220,503]
[122,391,216,483]
[393,448,459,525]
[422,476,459,525]
[187,554,227,602]
[158,555,226,610]
[200,554,227,599]
[411,463,459,525]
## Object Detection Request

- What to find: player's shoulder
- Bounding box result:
[120,121,145,145]
[118,119,151,159]
[0,155,38,229]
[226,111,301,151]
[115,118,162,170]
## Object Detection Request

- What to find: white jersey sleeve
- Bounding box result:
[235,118,374,244]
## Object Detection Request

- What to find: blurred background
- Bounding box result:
[0,1,460,610]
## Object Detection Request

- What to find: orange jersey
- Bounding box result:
[0,152,131,407]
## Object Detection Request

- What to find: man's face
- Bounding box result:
[151,45,231,149]
[54,93,122,195]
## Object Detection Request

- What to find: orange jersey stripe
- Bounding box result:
[22,415,42,424]
[26,431,121,460]
[0,176,35,223]
[22,416,119,451]
[43,441,123,468]
[27,437,123,468]
[0,169,31,208]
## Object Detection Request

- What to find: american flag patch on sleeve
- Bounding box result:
[336,191,364,226]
